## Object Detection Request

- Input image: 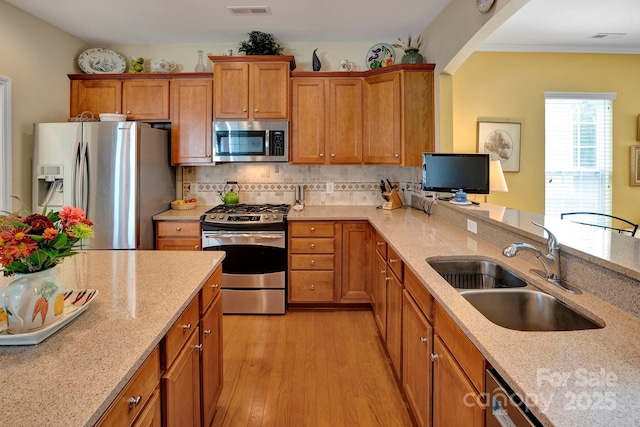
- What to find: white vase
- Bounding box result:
[1,267,65,334]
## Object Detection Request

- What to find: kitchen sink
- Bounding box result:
[427,259,528,290]
[427,258,603,331]
[460,289,602,331]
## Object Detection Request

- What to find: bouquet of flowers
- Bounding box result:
[0,205,94,275]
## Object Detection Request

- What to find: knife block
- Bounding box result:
[382,188,404,210]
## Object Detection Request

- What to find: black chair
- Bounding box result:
[560,212,638,237]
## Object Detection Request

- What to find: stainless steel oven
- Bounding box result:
[201,204,290,314]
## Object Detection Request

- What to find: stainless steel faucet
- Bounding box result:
[503,222,581,294]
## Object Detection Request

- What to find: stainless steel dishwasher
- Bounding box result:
[486,369,543,427]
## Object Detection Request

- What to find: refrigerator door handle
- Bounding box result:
[78,140,89,213]
[73,140,82,207]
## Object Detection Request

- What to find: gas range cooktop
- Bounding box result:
[202,204,291,225]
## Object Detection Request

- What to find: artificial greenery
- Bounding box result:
[238,31,284,55]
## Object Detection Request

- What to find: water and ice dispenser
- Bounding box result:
[35,164,64,208]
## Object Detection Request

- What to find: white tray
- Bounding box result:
[0,289,98,345]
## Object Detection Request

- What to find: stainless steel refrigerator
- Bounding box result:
[32,121,175,250]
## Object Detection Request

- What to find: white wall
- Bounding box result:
[0,0,88,211]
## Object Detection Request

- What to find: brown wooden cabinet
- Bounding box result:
[70,76,170,121]
[70,79,122,118]
[212,57,292,120]
[288,221,338,303]
[155,220,201,251]
[161,295,202,427]
[290,77,363,164]
[132,388,162,427]
[170,78,213,165]
[432,336,484,427]
[96,347,161,427]
[363,66,435,166]
[340,222,370,303]
[402,289,433,427]
[199,267,223,427]
[372,249,388,337]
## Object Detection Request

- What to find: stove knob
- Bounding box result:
[264,215,271,220]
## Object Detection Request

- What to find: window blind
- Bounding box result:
[544,92,615,223]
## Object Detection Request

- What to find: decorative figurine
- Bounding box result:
[312,48,321,71]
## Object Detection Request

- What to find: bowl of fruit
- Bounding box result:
[171,198,198,210]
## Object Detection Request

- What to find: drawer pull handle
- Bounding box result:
[380,270,386,275]
[176,227,182,231]
[385,276,391,282]
[254,108,259,113]
[182,323,192,331]
[376,242,385,246]
[194,344,203,351]
[128,396,141,408]
[310,227,316,232]
[389,259,399,263]
[431,353,441,361]
[195,245,200,250]
[204,329,211,335]
[210,283,220,288]
[420,337,428,343]
[310,260,315,266]
[243,108,247,113]
[394,153,399,158]
[319,153,324,157]
[310,284,315,290]
[310,243,315,249]
[331,153,336,158]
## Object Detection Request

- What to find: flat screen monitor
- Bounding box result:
[422,153,490,194]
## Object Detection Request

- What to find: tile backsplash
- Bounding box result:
[182,164,422,206]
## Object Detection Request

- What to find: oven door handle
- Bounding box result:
[203,233,283,240]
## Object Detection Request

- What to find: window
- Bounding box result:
[0,76,11,212]
[544,92,615,224]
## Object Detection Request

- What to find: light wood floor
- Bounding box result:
[211,310,414,427]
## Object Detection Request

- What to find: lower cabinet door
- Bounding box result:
[402,290,433,427]
[200,293,223,427]
[432,335,484,427]
[162,330,202,427]
[133,387,162,427]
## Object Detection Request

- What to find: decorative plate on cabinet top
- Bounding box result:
[366,43,395,70]
[77,48,127,74]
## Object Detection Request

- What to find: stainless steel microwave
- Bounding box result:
[212,121,289,162]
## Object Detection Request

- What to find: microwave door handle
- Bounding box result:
[265,129,270,155]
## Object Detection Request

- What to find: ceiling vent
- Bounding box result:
[590,33,627,39]
[227,6,271,15]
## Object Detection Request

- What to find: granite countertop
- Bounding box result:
[0,250,225,427]
[288,205,640,427]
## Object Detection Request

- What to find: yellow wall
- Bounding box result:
[0,0,88,210]
[452,51,640,223]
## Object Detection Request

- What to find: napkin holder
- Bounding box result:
[382,188,404,210]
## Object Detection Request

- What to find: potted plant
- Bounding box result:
[238,31,284,55]
[392,33,424,64]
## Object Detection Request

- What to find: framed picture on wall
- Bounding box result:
[477,121,521,172]
[631,145,640,186]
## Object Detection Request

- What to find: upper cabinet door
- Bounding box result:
[213,62,250,119]
[122,79,170,121]
[250,62,289,120]
[327,79,363,164]
[171,78,213,165]
[70,80,122,118]
[290,78,326,164]
[363,72,401,165]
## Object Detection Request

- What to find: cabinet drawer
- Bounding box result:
[387,246,404,281]
[200,265,222,315]
[404,267,433,322]
[156,237,201,251]
[96,347,160,427]
[290,238,335,254]
[290,254,335,270]
[373,229,387,259]
[290,221,335,237]
[156,221,200,237]
[434,303,485,393]
[289,271,335,302]
[163,295,200,369]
